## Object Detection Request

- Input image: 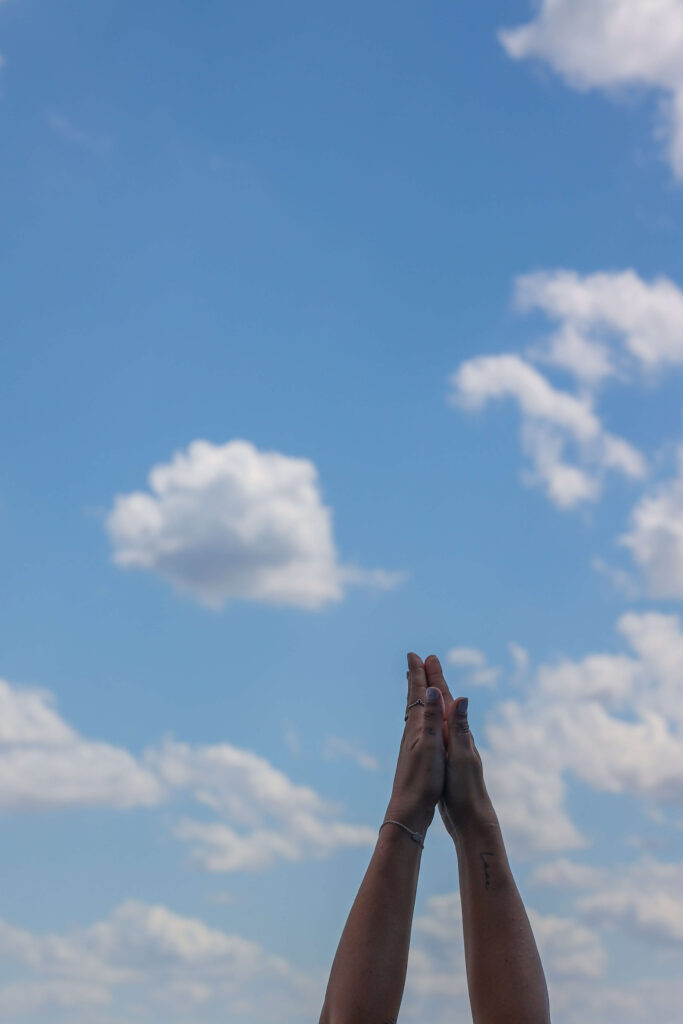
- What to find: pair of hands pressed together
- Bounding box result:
[386,652,496,842]
[321,651,551,1024]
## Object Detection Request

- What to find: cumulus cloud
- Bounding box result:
[0,900,324,1023]
[146,738,377,872]
[0,679,163,810]
[620,444,683,597]
[516,270,683,381]
[476,611,683,856]
[579,858,683,947]
[532,854,683,948]
[449,353,645,507]
[106,439,402,610]
[499,0,683,177]
[448,267,683,510]
[446,646,501,687]
[0,676,376,871]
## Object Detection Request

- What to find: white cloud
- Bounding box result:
[0,679,162,811]
[484,754,588,854]
[548,975,683,1024]
[0,900,324,1023]
[322,735,379,771]
[620,444,683,597]
[448,267,683,510]
[527,909,608,979]
[591,556,640,598]
[146,738,376,872]
[579,858,683,946]
[499,0,683,177]
[0,677,376,870]
[508,641,530,679]
[445,646,501,687]
[531,857,607,889]
[477,611,683,856]
[106,439,402,610]
[450,353,645,507]
[532,854,683,948]
[516,270,683,380]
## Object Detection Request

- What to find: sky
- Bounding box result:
[2,1,683,1021]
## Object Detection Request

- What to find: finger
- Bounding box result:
[424,654,454,709]
[406,652,427,718]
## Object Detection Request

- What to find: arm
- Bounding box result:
[455,810,550,1024]
[318,804,428,1024]
[319,653,445,1024]
[424,655,551,1024]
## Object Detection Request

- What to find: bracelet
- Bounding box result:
[379,819,425,848]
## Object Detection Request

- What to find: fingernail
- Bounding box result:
[457,697,469,715]
[426,687,439,703]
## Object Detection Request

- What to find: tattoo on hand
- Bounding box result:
[480,851,493,889]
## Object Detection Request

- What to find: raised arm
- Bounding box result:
[319,653,446,1024]
[425,655,551,1024]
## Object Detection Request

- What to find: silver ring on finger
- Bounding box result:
[404,698,425,721]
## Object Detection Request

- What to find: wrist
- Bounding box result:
[385,797,434,838]
[452,811,502,850]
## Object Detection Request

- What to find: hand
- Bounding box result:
[422,654,498,841]
[385,653,447,836]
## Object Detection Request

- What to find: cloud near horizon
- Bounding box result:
[0,675,376,872]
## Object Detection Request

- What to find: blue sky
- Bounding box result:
[2,2,683,1021]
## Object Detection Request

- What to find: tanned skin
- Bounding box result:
[319,652,550,1024]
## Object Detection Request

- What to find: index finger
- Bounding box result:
[407,652,427,714]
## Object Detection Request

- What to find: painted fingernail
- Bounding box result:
[457,698,469,715]
[426,687,439,703]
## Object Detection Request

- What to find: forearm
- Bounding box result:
[455,816,550,1024]
[319,806,428,1024]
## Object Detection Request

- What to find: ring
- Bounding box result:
[404,698,425,721]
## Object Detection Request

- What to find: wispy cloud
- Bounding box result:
[322,734,379,771]
[446,646,501,687]
[47,111,113,156]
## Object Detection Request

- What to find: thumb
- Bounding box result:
[447,697,470,747]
